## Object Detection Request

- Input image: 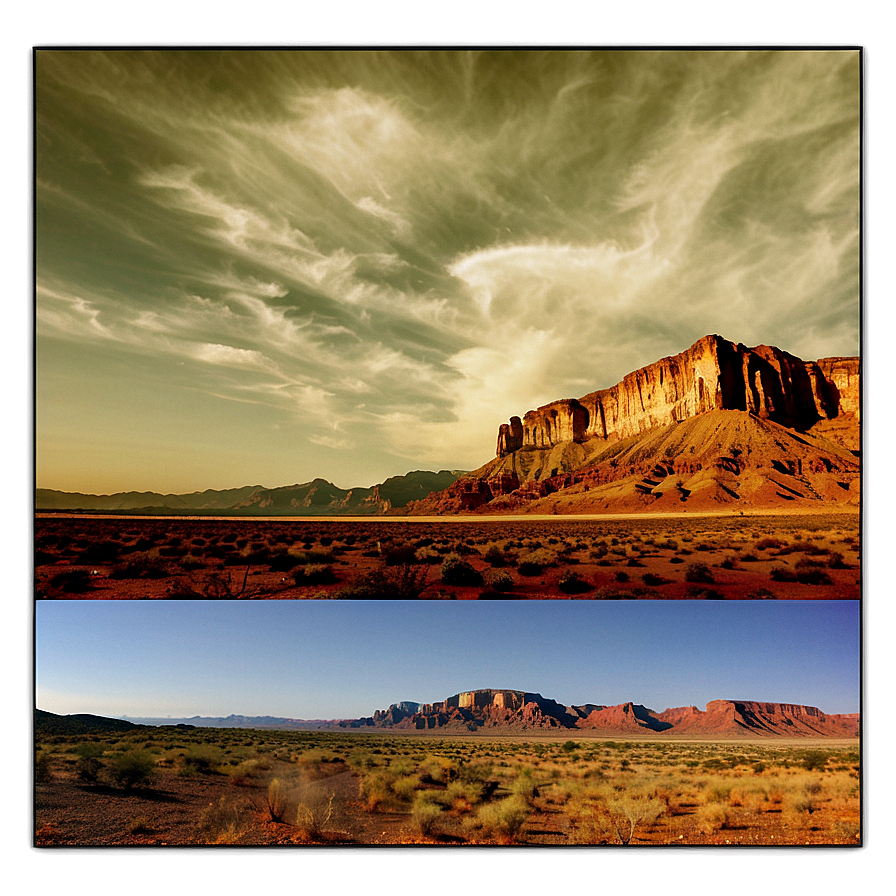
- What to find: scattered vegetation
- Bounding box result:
[35,725,861,846]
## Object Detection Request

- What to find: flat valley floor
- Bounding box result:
[35,512,860,600]
[34,728,861,847]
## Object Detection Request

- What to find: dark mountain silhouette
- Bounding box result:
[36,470,466,515]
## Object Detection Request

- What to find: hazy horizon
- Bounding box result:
[36,601,860,718]
[36,49,860,495]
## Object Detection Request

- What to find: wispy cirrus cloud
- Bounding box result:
[36,50,860,491]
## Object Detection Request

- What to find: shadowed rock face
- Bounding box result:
[496,335,859,457]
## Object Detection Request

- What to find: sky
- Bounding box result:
[35,49,860,495]
[35,600,860,719]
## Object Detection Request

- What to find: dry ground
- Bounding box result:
[35,512,860,600]
[35,727,861,847]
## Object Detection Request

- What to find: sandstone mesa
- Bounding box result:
[404,335,860,515]
[341,688,858,738]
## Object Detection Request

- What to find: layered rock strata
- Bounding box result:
[496,335,859,457]
[341,689,858,737]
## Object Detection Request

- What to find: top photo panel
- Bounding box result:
[35,49,861,601]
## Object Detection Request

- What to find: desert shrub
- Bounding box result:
[796,568,833,586]
[483,545,508,567]
[383,543,418,566]
[182,746,223,775]
[77,755,104,784]
[179,556,206,571]
[784,792,815,816]
[770,566,797,582]
[684,585,724,599]
[392,773,421,802]
[360,769,395,811]
[827,551,850,569]
[295,564,338,585]
[719,556,739,570]
[745,588,778,599]
[641,573,665,586]
[614,571,630,583]
[697,803,729,833]
[414,547,442,564]
[35,750,53,783]
[265,777,292,823]
[411,794,444,837]
[754,537,785,550]
[605,793,665,844]
[268,552,303,572]
[334,564,428,599]
[440,554,483,586]
[558,571,592,594]
[127,816,153,834]
[625,557,644,567]
[50,570,94,593]
[293,779,337,840]
[483,569,514,592]
[798,751,831,772]
[80,542,122,564]
[568,802,613,844]
[109,556,169,580]
[510,769,538,805]
[195,795,253,844]
[446,779,486,807]
[473,795,528,844]
[795,557,824,569]
[685,562,715,583]
[107,750,155,790]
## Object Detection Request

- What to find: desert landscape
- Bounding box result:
[35,334,861,601]
[34,702,860,847]
[34,511,859,600]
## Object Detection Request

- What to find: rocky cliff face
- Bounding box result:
[402,335,859,516]
[341,689,857,737]
[496,335,859,457]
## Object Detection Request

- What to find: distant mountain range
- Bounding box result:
[39,687,858,738]
[35,470,466,515]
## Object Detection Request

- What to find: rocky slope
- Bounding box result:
[404,336,860,515]
[340,689,858,737]
[36,470,466,515]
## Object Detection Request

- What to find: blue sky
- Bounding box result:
[35,600,860,719]
[36,49,859,494]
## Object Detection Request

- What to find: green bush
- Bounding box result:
[474,795,528,843]
[107,750,156,790]
[411,794,444,837]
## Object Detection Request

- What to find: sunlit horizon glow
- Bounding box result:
[35,601,860,719]
[36,49,860,494]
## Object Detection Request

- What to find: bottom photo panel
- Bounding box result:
[35,600,860,847]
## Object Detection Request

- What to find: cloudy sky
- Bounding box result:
[36,49,860,494]
[36,600,859,718]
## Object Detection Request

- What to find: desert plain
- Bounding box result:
[34,724,860,847]
[35,510,860,600]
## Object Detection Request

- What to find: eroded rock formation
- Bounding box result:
[341,689,857,737]
[496,335,859,457]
